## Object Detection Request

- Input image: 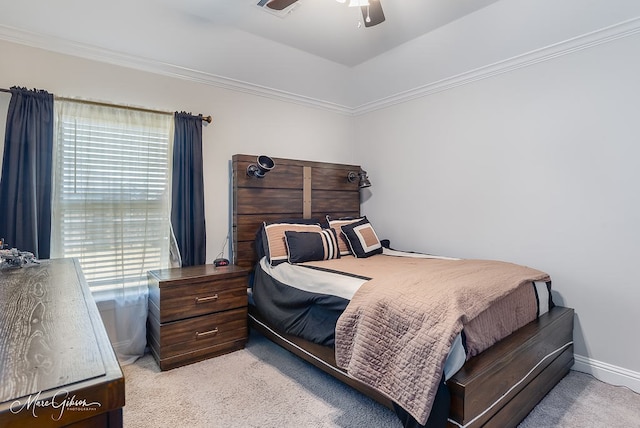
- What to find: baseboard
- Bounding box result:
[572,354,640,393]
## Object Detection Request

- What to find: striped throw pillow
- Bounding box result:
[327,216,366,256]
[284,228,341,264]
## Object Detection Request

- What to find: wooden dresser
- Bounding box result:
[0,258,125,428]
[147,264,249,370]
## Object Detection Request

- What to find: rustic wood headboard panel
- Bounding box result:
[232,154,362,268]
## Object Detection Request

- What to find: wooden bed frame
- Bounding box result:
[231,154,574,427]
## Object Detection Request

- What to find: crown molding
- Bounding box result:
[1,16,640,116]
[352,16,640,115]
[0,25,353,115]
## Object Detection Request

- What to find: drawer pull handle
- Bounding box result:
[195,294,219,304]
[195,328,219,339]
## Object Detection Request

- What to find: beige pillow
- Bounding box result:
[263,222,322,265]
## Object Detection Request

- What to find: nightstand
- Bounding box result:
[147,264,249,370]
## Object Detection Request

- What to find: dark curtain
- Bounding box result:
[0,87,54,259]
[171,112,206,266]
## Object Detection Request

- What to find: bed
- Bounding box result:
[231,154,574,428]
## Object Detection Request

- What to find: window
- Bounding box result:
[51,101,173,293]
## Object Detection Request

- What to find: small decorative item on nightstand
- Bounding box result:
[146,264,249,370]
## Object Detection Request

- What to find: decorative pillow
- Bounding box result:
[284,228,341,264]
[326,216,366,256]
[341,218,383,258]
[263,221,322,266]
[256,218,321,261]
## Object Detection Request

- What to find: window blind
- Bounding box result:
[52,101,173,293]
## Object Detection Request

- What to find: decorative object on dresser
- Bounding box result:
[147,264,249,370]
[0,258,125,428]
[0,246,38,268]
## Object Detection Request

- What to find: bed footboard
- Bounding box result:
[447,306,574,428]
[249,305,574,428]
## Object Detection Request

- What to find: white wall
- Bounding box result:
[356,30,640,386]
[0,39,357,262]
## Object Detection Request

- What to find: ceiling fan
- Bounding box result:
[258,0,385,28]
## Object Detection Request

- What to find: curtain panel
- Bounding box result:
[172,112,206,267]
[51,100,173,364]
[0,87,54,259]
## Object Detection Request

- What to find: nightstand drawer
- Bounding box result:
[155,276,247,323]
[147,264,250,370]
[153,307,247,358]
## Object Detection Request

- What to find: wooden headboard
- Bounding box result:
[232,154,362,268]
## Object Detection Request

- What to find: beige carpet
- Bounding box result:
[518,368,640,428]
[123,330,640,427]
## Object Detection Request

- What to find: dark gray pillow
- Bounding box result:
[284,228,341,264]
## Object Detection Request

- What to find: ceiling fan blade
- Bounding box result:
[265,0,299,10]
[361,0,385,27]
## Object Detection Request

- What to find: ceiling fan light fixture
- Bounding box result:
[348,0,370,7]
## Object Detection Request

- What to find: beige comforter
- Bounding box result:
[332,257,550,425]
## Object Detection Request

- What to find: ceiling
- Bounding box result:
[0,0,500,67]
[173,0,502,67]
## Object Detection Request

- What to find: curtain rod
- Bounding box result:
[0,88,213,123]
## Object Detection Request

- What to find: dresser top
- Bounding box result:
[0,258,109,403]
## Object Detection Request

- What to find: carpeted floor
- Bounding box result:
[517,368,640,428]
[122,330,640,428]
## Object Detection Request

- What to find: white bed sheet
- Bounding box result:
[258,249,468,380]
